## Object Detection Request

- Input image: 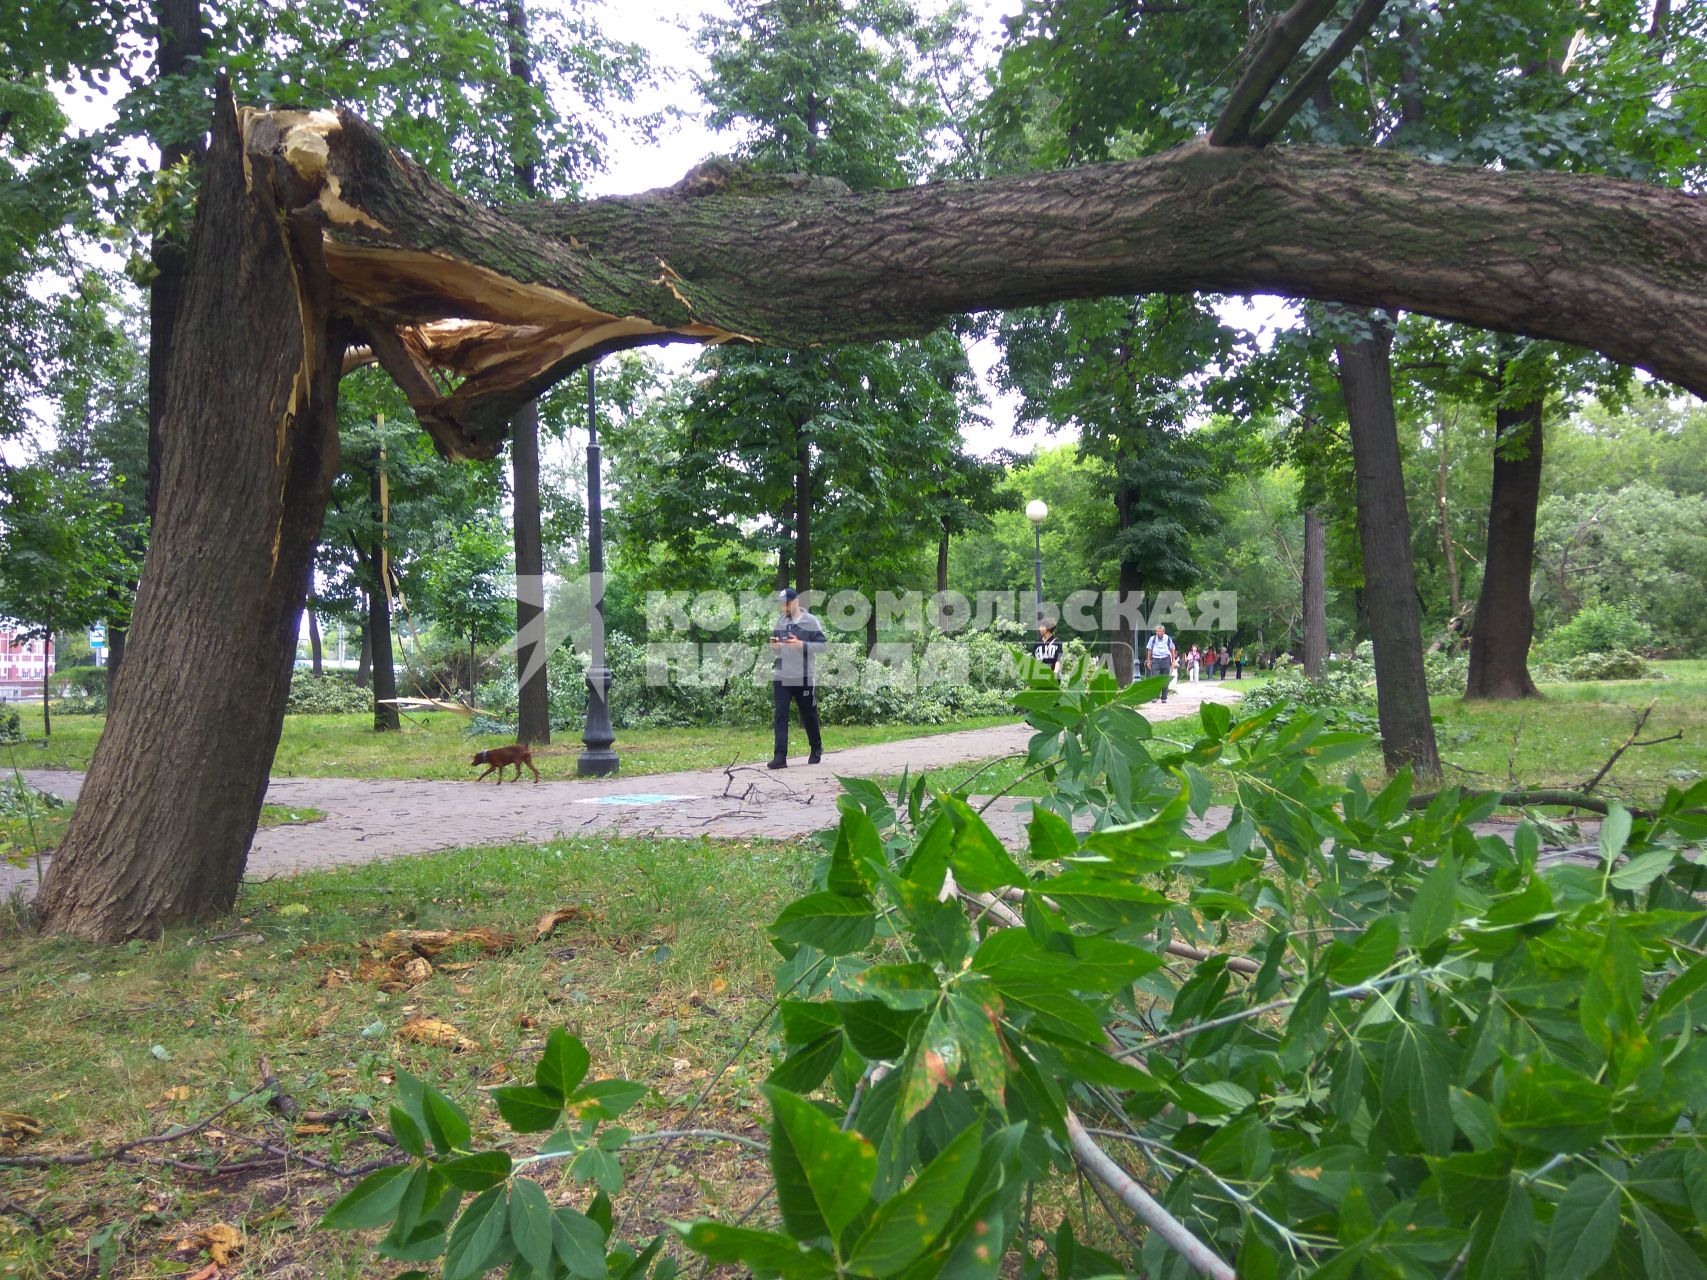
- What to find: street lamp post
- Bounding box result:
[1026,499,1048,643]
[578,362,619,776]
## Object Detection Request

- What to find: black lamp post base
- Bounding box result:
[576,749,619,777]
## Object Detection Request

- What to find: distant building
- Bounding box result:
[0,632,54,702]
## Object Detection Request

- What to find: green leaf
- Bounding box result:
[554,1207,609,1278]
[940,796,1030,892]
[678,1222,836,1278]
[1199,700,1231,740]
[536,1029,592,1101]
[837,999,924,1060]
[421,1081,471,1155]
[1410,853,1459,950]
[1609,848,1676,892]
[1322,915,1400,986]
[438,1151,512,1192]
[898,1006,960,1125]
[848,1123,984,1275]
[772,891,879,956]
[770,1031,845,1093]
[321,1163,413,1230]
[509,1177,555,1279]
[493,1085,564,1133]
[1647,952,1707,1028]
[1448,1088,1499,1152]
[1580,921,1644,1064]
[848,963,942,1010]
[763,1085,876,1242]
[443,1184,510,1280]
[1599,803,1634,868]
[390,1103,427,1159]
[1037,873,1168,930]
[1497,1060,1610,1153]
[571,1079,648,1121]
[1466,1182,1534,1280]
[1025,805,1077,859]
[1383,1021,1456,1156]
[1547,1172,1622,1280]
[780,1000,843,1046]
[1633,1203,1707,1280]
[947,994,1006,1114]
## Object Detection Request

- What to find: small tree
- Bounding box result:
[420,519,514,694]
[0,466,137,735]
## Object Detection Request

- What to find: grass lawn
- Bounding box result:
[5,710,1013,782]
[858,661,1707,808]
[0,835,812,1277]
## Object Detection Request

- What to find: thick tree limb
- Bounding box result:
[1248,0,1392,146]
[1209,0,1338,146]
[245,107,1707,460]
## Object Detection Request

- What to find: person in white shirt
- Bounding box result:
[1144,624,1177,702]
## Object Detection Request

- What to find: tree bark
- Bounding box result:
[264,106,1707,460]
[1465,394,1544,698]
[505,0,550,747]
[104,623,125,705]
[308,607,323,676]
[1334,315,1442,781]
[1435,433,1462,618]
[37,84,345,940]
[41,610,52,739]
[355,617,371,688]
[936,521,951,629]
[512,402,550,742]
[145,0,208,526]
[368,463,400,733]
[794,437,813,595]
[1302,507,1326,675]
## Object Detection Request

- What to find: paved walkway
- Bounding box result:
[2,682,1249,900]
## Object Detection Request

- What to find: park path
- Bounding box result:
[2,682,1250,901]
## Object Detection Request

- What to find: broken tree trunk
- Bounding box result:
[38,96,1707,940]
[36,86,345,941]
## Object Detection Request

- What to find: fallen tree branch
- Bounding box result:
[1406,788,1628,815]
[1581,701,1655,793]
[1064,1110,1236,1280]
[0,1193,44,1234]
[1247,0,1391,145]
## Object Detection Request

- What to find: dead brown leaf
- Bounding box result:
[374,927,512,957]
[535,906,584,941]
[161,1086,191,1103]
[176,1222,242,1267]
[293,1123,332,1136]
[400,1017,479,1052]
[401,956,433,986]
[317,967,352,989]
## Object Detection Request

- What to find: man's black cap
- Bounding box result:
[779,588,799,602]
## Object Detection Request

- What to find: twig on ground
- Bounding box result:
[0,1194,44,1234]
[1581,701,1656,793]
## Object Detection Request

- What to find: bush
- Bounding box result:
[1237,652,1378,732]
[0,707,20,743]
[1536,602,1654,662]
[285,673,373,715]
[1423,647,1469,696]
[1535,648,1657,683]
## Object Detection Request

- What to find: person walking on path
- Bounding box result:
[1234,646,1244,679]
[1186,644,1201,683]
[1032,618,1064,680]
[1144,624,1177,702]
[769,588,826,768]
[1219,644,1232,680]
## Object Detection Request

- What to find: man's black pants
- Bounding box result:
[773,683,823,759]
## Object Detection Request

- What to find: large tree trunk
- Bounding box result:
[506,0,550,746]
[512,402,550,742]
[1334,315,1442,782]
[104,623,125,705]
[1466,394,1544,698]
[1302,507,1327,675]
[37,86,344,940]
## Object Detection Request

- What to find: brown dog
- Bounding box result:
[470,744,540,783]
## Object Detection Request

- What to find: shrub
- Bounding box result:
[285,673,373,715]
[1536,602,1654,662]
[1237,651,1378,731]
[1423,647,1469,696]
[1536,648,1657,683]
[0,707,20,743]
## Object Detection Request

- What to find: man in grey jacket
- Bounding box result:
[769,588,827,768]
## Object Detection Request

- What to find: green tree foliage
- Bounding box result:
[326,673,1707,1278]
[420,517,515,692]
